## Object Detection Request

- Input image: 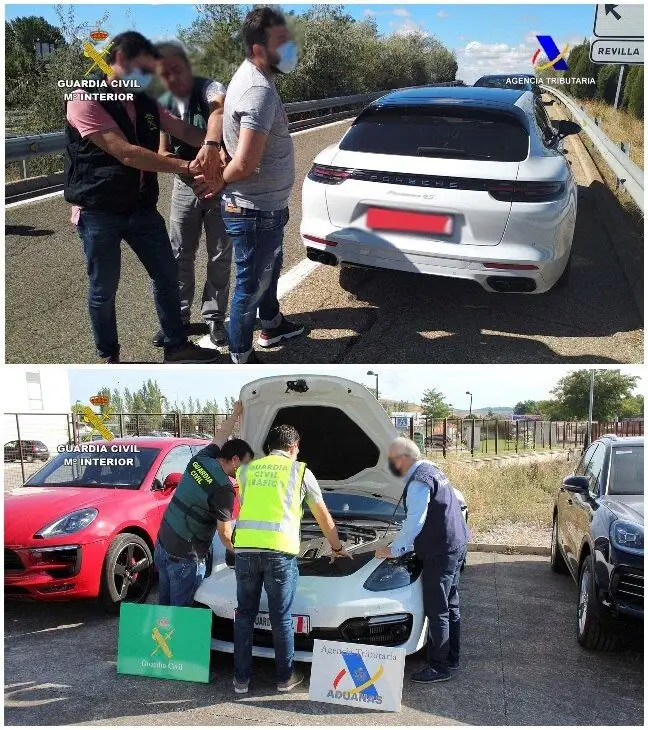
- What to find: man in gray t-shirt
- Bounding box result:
[220,7,305,364]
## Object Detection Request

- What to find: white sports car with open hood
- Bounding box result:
[194,375,468,662]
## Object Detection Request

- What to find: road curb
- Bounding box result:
[468,543,551,556]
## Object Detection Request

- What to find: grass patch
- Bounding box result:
[444,457,574,532]
[577,98,644,170]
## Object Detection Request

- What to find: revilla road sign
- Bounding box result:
[591,39,643,64]
[590,5,644,64]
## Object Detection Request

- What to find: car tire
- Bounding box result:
[99,533,154,614]
[550,516,568,574]
[576,553,618,651]
[339,265,367,293]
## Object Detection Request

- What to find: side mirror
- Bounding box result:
[162,472,183,492]
[562,475,589,493]
[554,119,581,139]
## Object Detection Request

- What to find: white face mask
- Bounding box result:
[274,41,298,74]
[123,67,154,92]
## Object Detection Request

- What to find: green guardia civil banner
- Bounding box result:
[117,603,212,683]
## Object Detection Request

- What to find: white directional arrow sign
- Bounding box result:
[593,4,644,39]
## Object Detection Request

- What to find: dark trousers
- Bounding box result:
[233,551,298,683]
[76,207,186,358]
[421,545,467,670]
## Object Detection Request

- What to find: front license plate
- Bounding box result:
[367,207,454,236]
[236,611,311,634]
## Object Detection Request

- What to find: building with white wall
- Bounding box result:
[3,367,72,455]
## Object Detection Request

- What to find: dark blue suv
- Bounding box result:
[551,436,643,650]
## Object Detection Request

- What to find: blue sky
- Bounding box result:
[6,3,597,82]
[67,365,643,412]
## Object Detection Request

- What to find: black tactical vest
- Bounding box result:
[64,84,161,214]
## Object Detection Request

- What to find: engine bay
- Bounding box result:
[297,520,399,577]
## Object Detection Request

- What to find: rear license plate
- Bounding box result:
[235,611,311,634]
[367,207,454,236]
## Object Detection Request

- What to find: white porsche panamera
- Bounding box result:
[194,375,468,662]
[300,86,581,294]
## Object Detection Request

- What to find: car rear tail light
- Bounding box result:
[307,164,353,185]
[484,263,539,271]
[488,181,565,202]
[303,234,337,247]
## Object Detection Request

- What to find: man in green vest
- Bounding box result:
[155,401,253,606]
[154,41,232,349]
[231,424,351,695]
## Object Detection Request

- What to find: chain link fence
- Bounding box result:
[4,412,643,490]
[390,416,644,459]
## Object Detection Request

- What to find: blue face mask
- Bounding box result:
[274,41,298,74]
[123,67,154,93]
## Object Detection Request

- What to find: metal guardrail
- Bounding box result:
[540,84,644,213]
[5,91,387,165]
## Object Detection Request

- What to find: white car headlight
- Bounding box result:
[363,553,422,592]
[35,508,98,538]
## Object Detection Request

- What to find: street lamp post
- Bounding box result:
[367,371,379,401]
[466,391,473,416]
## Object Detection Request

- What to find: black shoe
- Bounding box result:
[163,341,220,364]
[208,320,228,346]
[257,315,304,347]
[104,355,120,364]
[153,323,189,348]
[447,659,460,671]
[411,666,451,684]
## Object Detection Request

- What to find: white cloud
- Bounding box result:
[437,10,449,19]
[393,8,411,18]
[456,30,586,84]
[363,9,375,17]
[393,18,429,37]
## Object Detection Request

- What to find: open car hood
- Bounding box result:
[240,375,403,502]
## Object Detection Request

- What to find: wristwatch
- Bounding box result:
[332,544,344,553]
[203,140,223,150]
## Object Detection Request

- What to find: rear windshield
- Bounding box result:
[609,446,644,495]
[340,106,529,162]
[266,406,379,481]
[476,77,532,89]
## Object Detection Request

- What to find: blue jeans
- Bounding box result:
[76,208,186,358]
[421,545,467,670]
[233,552,298,683]
[154,541,204,607]
[220,204,289,359]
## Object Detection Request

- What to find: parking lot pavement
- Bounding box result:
[4,552,642,726]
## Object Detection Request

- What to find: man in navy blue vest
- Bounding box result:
[375,437,470,684]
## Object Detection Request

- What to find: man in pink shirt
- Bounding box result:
[65,30,223,364]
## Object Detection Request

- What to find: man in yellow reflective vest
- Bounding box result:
[231,424,351,694]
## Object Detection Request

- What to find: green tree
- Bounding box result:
[179,4,247,84]
[596,64,623,105]
[514,400,540,415]
[628,66,644,119]
[420,388,453,419]
[550,369,640,421]
[620,393,644,419]
[6,16,65,104]
[571,44,598,100]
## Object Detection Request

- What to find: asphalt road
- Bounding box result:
[4,553,643,726]
[5,104,643,364]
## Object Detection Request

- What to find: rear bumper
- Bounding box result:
[301,225,570,294]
